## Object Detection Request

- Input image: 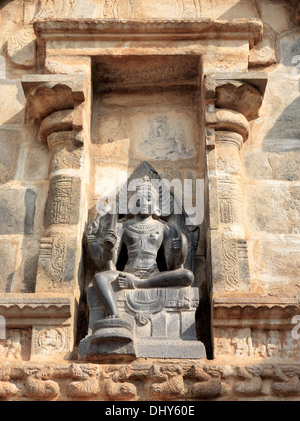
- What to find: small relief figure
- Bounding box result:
[36,328,65,355]
[149,365,184,399]
[252,330,268,358]
[266,330,281,358]
[25,366,60,399]
[67,364,100,398]
[272,366,300,397]
[0,366,18,398]
[102,366,136,400]
[214,329,233,356]
[185,365,224,399]
[234,366,263,397]
[6,330,22,360]
[0,330,22,360]
[232,329,253,357]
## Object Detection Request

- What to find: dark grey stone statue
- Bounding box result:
[79,162,206,360]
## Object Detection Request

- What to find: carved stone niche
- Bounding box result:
[79,162,206,361]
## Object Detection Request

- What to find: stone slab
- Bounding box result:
[137,338,206,359]
[0,239,19,293]
[0,129,21,185]
[0,188,36,235]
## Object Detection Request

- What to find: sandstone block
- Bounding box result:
[0,239,19,293]
[24,141,50,181]
[0,129,21,185]
[245,183,300,234]
[0,188,36,235]
[248,235,300,293]
[0,82,24,125]
[243,150,300,181]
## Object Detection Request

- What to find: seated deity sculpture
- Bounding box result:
[80,164,206,360]
[87,176,194,321]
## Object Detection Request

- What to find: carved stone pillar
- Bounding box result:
[204,74,277,358]
[204,74,267,295]
[21,73,90,359]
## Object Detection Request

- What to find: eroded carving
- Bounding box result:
[67,364,100,398]
[0,329,31,361]
[102,366,137,400]
[7,27,36,69]
[45,175,81,227]
[214,327,299,360]
[149,364,184,399]
[24,365,60,399]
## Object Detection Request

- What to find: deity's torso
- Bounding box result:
[122,218,165,279]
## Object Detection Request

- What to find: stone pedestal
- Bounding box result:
[79,284,206,360]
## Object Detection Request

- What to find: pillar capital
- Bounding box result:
[204,72,267,147]
[215,131,244,151]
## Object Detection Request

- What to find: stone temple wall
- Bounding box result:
[0,0,299,401]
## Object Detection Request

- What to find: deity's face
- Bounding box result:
[127,177,161,218]
[135,187,154,218]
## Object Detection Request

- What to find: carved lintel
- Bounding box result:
[33,18,263,47]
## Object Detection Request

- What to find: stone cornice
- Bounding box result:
[213,297,300,328]
[0,295,72,319]
[33,18,263,47]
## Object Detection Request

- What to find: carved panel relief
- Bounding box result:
[45,176,81,227]
[31,327,70,358]
[0,329,31,361]
[214,328,299,359]
[100,0,201,19]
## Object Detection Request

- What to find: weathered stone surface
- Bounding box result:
[0,239,19,293]
[7,27,36,69]
[243,150,300,181]
[31,326,72,360]
[0,82,24,125]
[0,188,36,235]
[245,183,300,234]
[0,129,21,185]
[0,328,31,361]
[24,141,50,181]
[256,0,291,33]
[1,360,300,400]
[248,235,300,293]
[248,26,277,67]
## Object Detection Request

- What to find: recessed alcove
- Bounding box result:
[81,53,212,356]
